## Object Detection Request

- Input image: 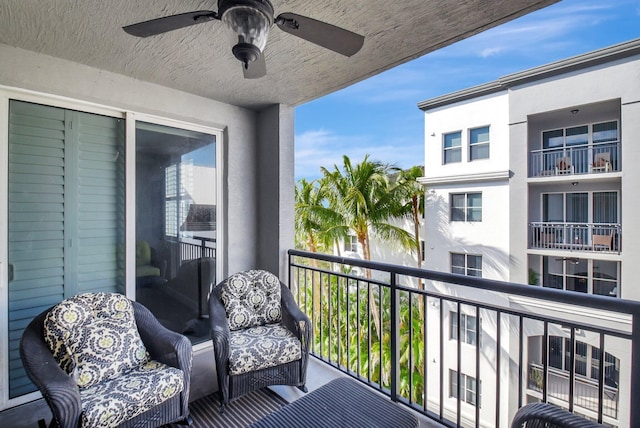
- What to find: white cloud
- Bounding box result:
[480,47,503,58]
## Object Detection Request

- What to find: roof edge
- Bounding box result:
[418,37,640,112]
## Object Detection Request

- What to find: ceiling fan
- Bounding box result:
[123,0,365,79]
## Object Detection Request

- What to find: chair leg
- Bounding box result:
[219,403,226,414]
[297,385,308,393]
[179,415,193,426]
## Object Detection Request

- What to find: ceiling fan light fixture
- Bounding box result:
[219,0,274,68]
[123,0,364,78]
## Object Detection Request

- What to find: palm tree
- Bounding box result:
[295,178,348,325]
[294,178,347,254]
[320,155,415,338]
[394,166,425,273]
[321,155,415,266]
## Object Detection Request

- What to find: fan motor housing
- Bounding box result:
[218,0,275,24]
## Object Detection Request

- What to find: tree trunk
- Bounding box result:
[411,195,424,289]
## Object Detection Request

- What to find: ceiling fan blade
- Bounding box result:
[123,11,217,37]
[243,52,267,79]
[275,13,364,57]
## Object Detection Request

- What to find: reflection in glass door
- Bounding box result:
[135,122,217,345]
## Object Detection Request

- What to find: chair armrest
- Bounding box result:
[511,403,604,427]
[133,302,192,374]
[20,311,82,428]
[208,288,230,356]
[280,283,312,350]
[208,287,231,398]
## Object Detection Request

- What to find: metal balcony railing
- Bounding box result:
[529,142,621,177]
[528,363,618,419]
[529,222,621,253]
[164,236,216,277]
[288,249,640,427]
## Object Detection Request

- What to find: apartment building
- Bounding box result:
[417,38,640,426]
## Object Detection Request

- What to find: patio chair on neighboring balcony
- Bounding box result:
[555,156,574,175]
[511,402,604,427]
[590,152,612,173]
[209,269,311,413]
[592,231,614,251]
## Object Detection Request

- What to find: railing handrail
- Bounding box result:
[530,222,621,228]
[166,235,217,243]
[530,140,620,154]
[288,249,640,316]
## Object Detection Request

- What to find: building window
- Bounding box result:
[450,370,480,406]
[443,131,462,164]
[451,253,482,277]
[345,235,358,252]
[542,257,619,297]
[469,126,490,161]
[593,121,618,143]
[420,240,425,262]
[547,337,619,387]
[450,312,481,346]
[450,193,482,222]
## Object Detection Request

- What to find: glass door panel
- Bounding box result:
[135,121,216,345]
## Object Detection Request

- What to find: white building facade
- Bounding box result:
[417,38,640,426]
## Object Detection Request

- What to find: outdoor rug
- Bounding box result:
[166,388,288,428]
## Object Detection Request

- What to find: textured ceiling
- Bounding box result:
[0,0,557,111]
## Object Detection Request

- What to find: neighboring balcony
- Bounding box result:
[529,142,621,178]
[528,363,618,420]
[288,249,639,427]
[529,222,621,253]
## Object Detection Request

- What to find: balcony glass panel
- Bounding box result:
[135,121,217,345]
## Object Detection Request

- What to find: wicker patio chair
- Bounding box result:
[20,292,192,428]
[511,403,604,427]
[209,269,311,413]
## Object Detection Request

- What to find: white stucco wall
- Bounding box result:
[422,92,510,281]
[424,92,510,180]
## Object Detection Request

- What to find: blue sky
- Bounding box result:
[294,0,640,181]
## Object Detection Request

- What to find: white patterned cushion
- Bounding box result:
[221,270,282,331]
[228,324,301,375]
[79,360,184,428]
[44,292,149,388]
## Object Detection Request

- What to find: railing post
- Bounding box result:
[390,272,399,402]
[630,313,640,426]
